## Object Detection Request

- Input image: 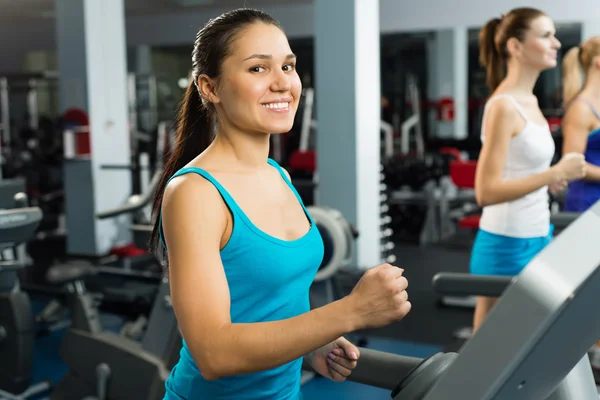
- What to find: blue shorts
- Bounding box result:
[470,225,554,277]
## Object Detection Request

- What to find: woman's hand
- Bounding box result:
[306,337,360,382]
[549,179,568,194]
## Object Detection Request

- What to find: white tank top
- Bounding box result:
[478,94,555,238]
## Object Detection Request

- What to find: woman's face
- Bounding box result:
[515,16,562,71]
[212,22,302,135]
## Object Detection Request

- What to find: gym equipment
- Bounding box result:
[381,150,457,193]
[47,268,179,399]
[128,73,178,136]
[371,74,439,191]
[80,169,163,321]
[0,193,52,400]
[379,167,396,264]
[551,211,579,233]
[35,166,164,330]
[386,180,441,246]
[61,108,91,158]
[381,120,395,159]
[0,73,63,208]
[0,179,26,209]
[307,206,359,309]
[96,166,161,252]
[0,71,60,152]
[400,73,425,158]
[330,198,600,399]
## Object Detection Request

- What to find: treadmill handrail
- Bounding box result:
[432,272,513,297]
[302,347,423,390]
[550,212,580,229]
[96,170,161,219]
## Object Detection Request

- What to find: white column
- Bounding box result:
[314,0,381,268]
[453,26,468,140]
[427,27,469,140]
[56,0,132,256]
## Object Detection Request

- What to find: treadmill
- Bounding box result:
[333,198,600,399]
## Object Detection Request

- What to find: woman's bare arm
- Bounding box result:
[562,101,600,182]
[475,98,559,207]
[162,175,360,380]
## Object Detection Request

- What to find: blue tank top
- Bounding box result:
[159,158,324,400]
[564,100,600,212]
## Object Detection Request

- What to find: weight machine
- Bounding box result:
[399,73,425,158]
[0,71,60,139]
[383,74,444,246]
[0,72,62,188]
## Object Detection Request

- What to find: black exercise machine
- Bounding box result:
[46,266,180,399]
[0,193,52,400]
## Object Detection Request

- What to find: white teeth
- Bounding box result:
[263,102,289,110]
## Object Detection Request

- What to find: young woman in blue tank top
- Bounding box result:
[147,9,412,400]
[561,36,600,212]
[470,8,586,333]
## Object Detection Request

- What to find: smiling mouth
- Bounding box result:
[262,102,290,110]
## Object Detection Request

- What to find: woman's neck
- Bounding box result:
[583,72,600,99]
[210,128,271,171]
[500,62,540,96]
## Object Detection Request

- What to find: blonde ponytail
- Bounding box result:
[562,46,584,107]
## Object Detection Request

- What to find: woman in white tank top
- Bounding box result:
[471,8,586,332]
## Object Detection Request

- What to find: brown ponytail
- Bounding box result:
[479,17,504,92]
[148,82,214,263]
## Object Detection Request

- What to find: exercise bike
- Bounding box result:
[46,264,180,399]
[0,193,52,400]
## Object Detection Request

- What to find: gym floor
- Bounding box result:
[27,234,475,399]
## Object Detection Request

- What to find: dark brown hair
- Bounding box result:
[479,7,546,92]
[149,9,283,265]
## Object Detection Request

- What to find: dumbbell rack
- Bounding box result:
[388,180,445,246]
[380,164,396,264]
